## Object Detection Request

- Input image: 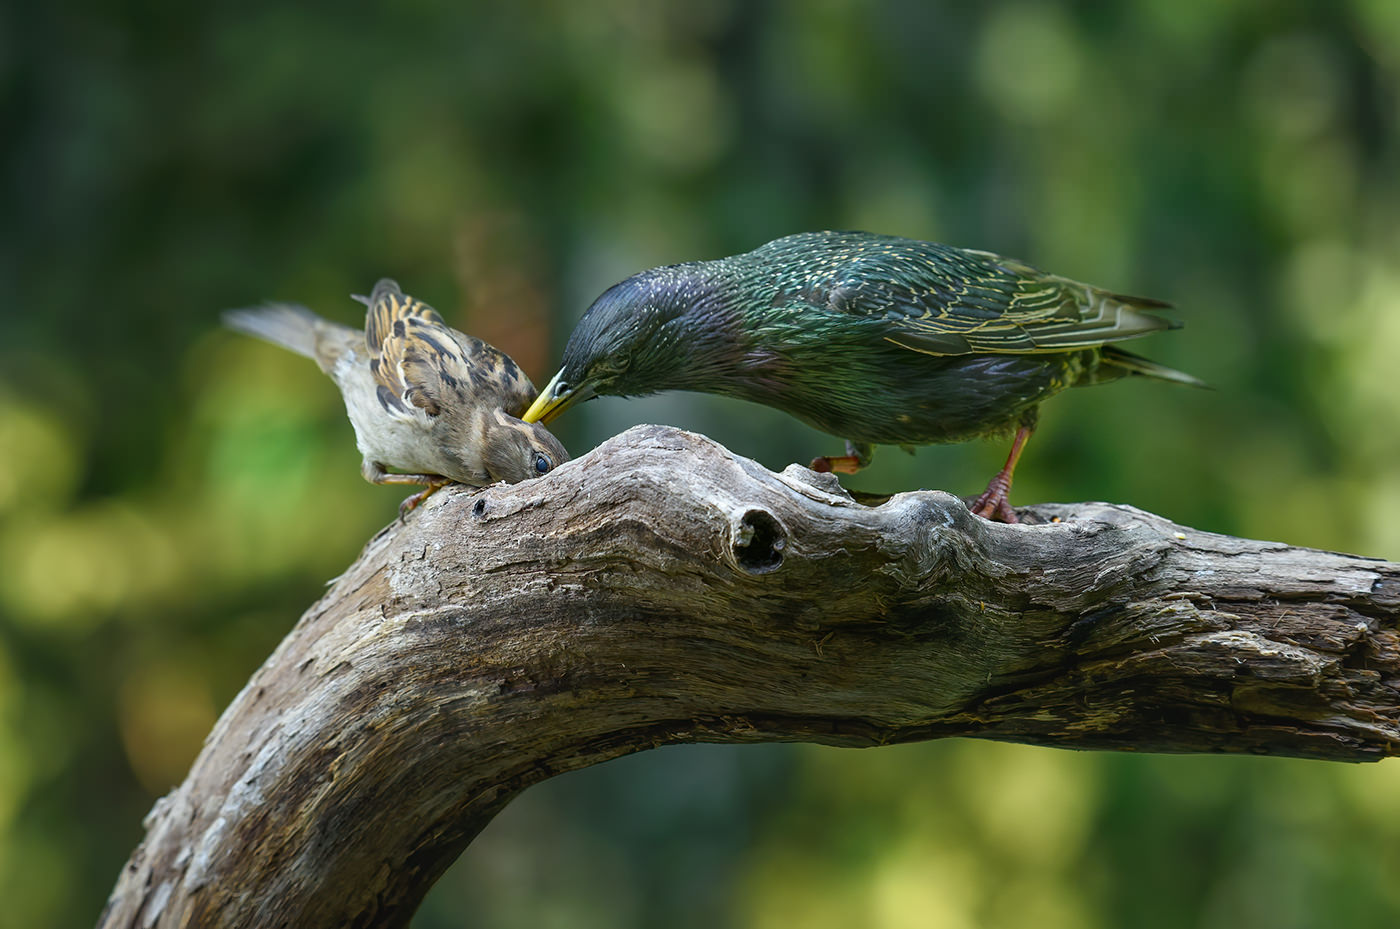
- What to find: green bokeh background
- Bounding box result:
[4,2,1400,926]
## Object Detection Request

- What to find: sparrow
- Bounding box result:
[521,231,1203,522]
[225,278,569,512]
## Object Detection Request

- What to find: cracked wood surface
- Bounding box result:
[99,425,1400,929]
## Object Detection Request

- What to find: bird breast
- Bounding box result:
[331,348,482,481]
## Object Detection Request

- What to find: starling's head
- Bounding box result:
[481,411,571,484]
[523,264,726,425]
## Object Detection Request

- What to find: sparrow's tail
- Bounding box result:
[223,303,324,360]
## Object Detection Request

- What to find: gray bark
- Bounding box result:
[99,425,1400,929]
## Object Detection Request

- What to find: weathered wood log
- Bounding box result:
[99,425,1400,929]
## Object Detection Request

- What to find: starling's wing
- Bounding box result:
[359,278,536,419]
[828,246,1175,356]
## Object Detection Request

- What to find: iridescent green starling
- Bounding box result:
[523,231,1202,522]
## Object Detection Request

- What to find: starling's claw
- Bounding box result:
[810,455,863,474]
[968,422,1034,524]
[970,482,1019,523]
[811,441,874,474]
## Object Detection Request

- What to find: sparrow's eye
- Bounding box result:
[534,454,552,474]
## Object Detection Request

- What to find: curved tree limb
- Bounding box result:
[100,425,1400,929]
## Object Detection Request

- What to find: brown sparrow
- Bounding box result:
[225,278,570,511]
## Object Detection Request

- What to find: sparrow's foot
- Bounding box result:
[398,481,448,517]
[362,459,448,487]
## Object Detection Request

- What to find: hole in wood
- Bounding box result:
[734,509,785,574]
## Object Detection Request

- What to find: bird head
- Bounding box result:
[481,411,572,484]
[522,265,726,425]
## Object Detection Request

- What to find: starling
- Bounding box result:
[225,278,569,512]
[522,231,1202,522]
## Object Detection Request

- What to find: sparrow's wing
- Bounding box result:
[359,278,458,418]
[358,278,536,419]
[470,343,537,417]
[821,243,1176,356]
[361,278,446,358]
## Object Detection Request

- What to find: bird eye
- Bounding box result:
[534,454,552,474]
[555,381,570,396]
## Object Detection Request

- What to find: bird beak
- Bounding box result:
[522,370,578,425]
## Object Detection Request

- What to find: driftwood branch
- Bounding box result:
[100,425,1400,929]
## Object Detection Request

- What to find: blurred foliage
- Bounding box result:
[3,0,1399,926]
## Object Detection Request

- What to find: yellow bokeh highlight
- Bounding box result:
[984,876,1097,929]
[0,645,30,870]
[742,742,1102,928]
[1352,0,1400,69]
[1285,238,1360,346]
[0,829,70,929]
[0,501,182,629]
[1336,756,1400,835]
[976,4,1084,125]
[118,659,218,794]
[870,844,983,929]
[953,742,1096,869]
[1343,257,1400,449]
[743,852,876,929]
[0,393,80,515]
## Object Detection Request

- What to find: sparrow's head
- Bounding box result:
[481,411,571,484]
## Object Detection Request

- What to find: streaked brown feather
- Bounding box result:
[358,278,539,422]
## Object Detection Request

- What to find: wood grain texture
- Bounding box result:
[99,425,1400,929]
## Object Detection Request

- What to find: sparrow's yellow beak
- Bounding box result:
[522,371,574,425]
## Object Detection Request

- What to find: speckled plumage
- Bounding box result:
[225,279,568,508]
[524,231,1201,519]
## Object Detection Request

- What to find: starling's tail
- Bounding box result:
[1099,346,1209,388]
[223,303,324,360]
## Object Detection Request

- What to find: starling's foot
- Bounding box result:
[811,441,874,475]
[970,474,1018,523]
[968,421,1034,523]
[810,455,863,475]
[398,481,447,517]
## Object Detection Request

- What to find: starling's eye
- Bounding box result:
[534,454,552,474]
[554,381,570,396]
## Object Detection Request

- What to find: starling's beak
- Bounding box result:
[522,370,585,425]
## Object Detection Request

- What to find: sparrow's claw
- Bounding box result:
[398,481,447,517]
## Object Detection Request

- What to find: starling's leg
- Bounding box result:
[970,422,1034,524]
[361,460,450,515]
[811,441,875,475]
